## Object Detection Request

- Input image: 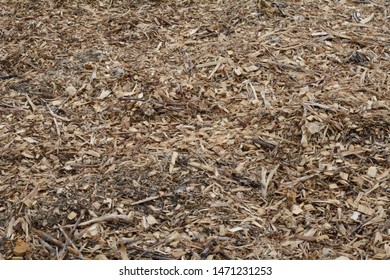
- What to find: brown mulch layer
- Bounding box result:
[0,0,389,260]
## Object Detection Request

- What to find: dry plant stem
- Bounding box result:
[32,228,82,256]
[251,137,276,149]
[46,104,71,122]
[39,239,57,256]
[70,209,87,235]
[67,214,133,228]
[131,195,160,206]
[59,210,86,258]
[58,227,69,260]
[0,74,17,79]
[58,226,84,260]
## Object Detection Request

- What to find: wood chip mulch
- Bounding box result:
[0,0,389,260]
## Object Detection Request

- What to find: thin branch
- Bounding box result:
[131,195,161,206]
[32,228,82,256]
[66,214,133,228]
[0,74,17,79]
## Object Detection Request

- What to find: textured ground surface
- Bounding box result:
[0,0,389,259]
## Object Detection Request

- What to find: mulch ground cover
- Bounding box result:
[0,0,389,259]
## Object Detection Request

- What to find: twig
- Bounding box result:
[251,137,277,149]
[58,211,85,260]
[25,94,37,112]
[69,209,86,236]
[280,174,318,188]
[58,227,73,259]
[208,61,221,79]
[131,195,160,206]
[39,239,57,256]
[66,214,133,228]
[46,104,71,122]
[303,101,336,111]
[0,74,17,79]
[32,228,81,256]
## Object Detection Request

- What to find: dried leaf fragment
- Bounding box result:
[13,239,29,255]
